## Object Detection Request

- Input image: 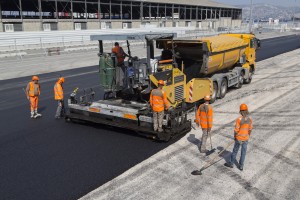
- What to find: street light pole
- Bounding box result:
[292,0,296,27]
[249,0,253,33]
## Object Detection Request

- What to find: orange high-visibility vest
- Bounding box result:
[27,81,40,97]
[195,104,213,129]
[234,116,253,141]
[150,88,169,112]
[112,46,125,64]
[54,82,64,100]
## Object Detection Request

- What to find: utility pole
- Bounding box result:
[292,0,296,27]
[249,0,253,33]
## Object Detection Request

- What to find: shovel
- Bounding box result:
[204,104,216,156]
[205,131,216,156]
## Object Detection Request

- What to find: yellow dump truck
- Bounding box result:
[67,33,260,141]
[151,33,260,105]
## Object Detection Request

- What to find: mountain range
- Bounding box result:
[238,4,300,21]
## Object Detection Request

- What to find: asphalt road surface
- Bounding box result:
[0,35,299,200]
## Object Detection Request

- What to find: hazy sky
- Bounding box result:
[214,0,299,7]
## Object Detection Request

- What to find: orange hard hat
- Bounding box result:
[32,76,39,81]
[240,103,248,111]
[158,80,165,85]
[58,77,65,83]
[204,95,211,101]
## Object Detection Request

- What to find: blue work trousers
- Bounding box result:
[229,139,248,168]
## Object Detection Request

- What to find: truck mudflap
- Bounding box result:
[66,101,191,142]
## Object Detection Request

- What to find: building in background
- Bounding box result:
[294,13,300,21]
[0,0,242,32]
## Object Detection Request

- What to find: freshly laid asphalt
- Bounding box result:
[0,34,299,200]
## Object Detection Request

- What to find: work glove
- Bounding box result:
[167,106,174,111]
[194,119,200,127]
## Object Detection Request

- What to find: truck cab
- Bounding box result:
[223,33,260,84]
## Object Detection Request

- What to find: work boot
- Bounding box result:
[224,163,233,168]
[34,110,42,118]
[239,166,243,171]
[31,111,35,118]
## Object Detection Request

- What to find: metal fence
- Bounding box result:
[0,28,250,52]
[1,23,294,59]
[0,27,196,52]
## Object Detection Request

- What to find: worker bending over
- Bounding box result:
[26,76,42,118]
[54,77,65,119]
[224,104,253,171]
[111,42,128,66]
[150,80,169,132]
[195,95,213,153]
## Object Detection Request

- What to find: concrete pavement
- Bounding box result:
[81,49,300,200]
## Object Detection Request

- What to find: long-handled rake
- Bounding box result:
[191,140,235,175]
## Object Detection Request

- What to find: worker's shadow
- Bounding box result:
[217,146,239,167]
[187,134,201,147]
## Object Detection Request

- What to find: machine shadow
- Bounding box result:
[67,119,185,144]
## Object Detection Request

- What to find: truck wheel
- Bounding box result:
[236,71,244,88]
[220,78,228,99]
[244,74,252,84]
[210,82,218,103]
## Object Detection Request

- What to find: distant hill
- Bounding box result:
[238,4,300,21]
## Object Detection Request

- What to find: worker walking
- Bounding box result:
[195,95,213,153]
[111,42,128,66]
[224,103,253,171]
[54,77,65,119]
[26,76,42,118]
[150,80,169,132]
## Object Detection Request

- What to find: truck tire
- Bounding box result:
[220,78,228,99]
[236,71,244,88]
[244,75,252,84]
[210,82,218,103]
[244,67,254,84]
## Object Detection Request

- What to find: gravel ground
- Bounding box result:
[81,49,300,200]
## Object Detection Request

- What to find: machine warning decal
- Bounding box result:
[124,114,137,120]
[89,107,100,113]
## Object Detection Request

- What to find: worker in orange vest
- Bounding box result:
[54,77,65,119]
[26,76,42,118]
[150,80,169,132]
[111,42,128,66]
[195,95,213,153]
[224,103,253,171]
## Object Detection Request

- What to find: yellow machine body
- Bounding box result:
[151,33,258,107]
